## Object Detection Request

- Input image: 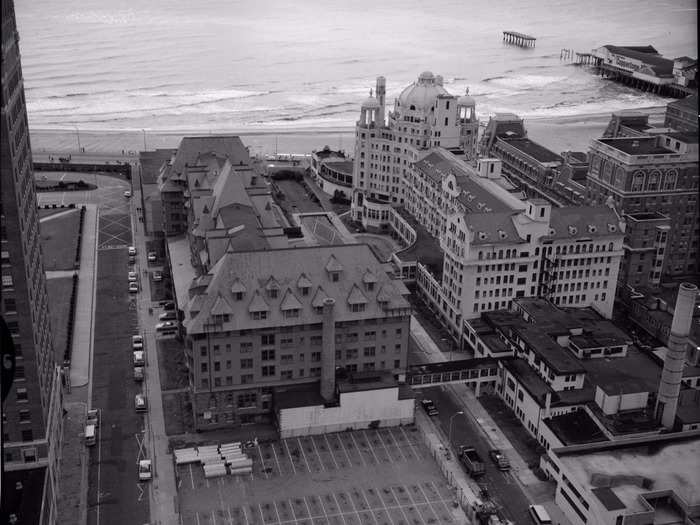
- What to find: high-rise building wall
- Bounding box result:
[586,134,699,280]
[351,72,478,231]
[1,0,62,522]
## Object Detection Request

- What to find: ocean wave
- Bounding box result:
[484,74,568,89]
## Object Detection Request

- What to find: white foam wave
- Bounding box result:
[485,74,568,89]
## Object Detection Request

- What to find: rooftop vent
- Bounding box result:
[478,232,488,240]
[549,228,556,235]
[568,225,578,236]
[632,140,639,148]
[608,224,618,232]
[588,225,597,233]
[498,230,508,239]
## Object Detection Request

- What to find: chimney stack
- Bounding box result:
[655,282,697,428]
[320,297,336,402]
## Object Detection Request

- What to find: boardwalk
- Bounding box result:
[503,30,536,47]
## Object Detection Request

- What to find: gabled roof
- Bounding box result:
[248,291,270,312]
[210,295,233,315]
[465,212,524,245]
[280,289,303,311]
[265,276,280,291]
[311,286,330,308]
[170,136,250,180]
[347,284,368,305]
[297,273,313,289]
[325,254,343,272]
[546,206,622,240]
[362,269,378,284]
[230,278,246,294]
[189,294,207,313]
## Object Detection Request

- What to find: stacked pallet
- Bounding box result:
[173,442,252,477]
[220,442,252,475]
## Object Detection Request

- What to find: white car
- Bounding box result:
[133,350,145,366]
[138,459,152,480]
[152,270,163,282]
[135,394,148,412]
[124,190,132,198]
[159,311,176,321]
[134,366,144,382]
[87,409,99,428]
[128,271,137,282]
[132,334,143,350]
[155,321,177,332]
[128,281,139,293]
[128,246,137,256]
[147,251,157,262]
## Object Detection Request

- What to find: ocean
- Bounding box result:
[15,0,698,134]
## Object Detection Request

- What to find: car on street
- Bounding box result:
[128,271,137,282]
[128,281,139,293]
[420,399,439,416]
[162,301,176,311]
[87,409,99,428]
[488,448,511,471]
[134,366,144,381]
[124,190,132,198]
[128,255,136,265]
[153,270,163,282]
[138,459,152,480]
[147,251,157,262]
[128,246,137,256]
[85,424,96,446]
[159,311,176,321]
[132,334,143,350]
[155,321,177,332]
[134,394,148,413]
[133,350,145,366]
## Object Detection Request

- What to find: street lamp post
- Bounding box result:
[448,410,464,447]
[142,129,147,151]
[73,125,81,152]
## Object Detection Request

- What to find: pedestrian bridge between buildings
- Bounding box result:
[406,357,503,395]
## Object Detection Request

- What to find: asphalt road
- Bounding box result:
[418,386,532,524]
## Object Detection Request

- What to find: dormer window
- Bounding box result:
[283,309,300,318]
[331,272,339,282]
[268,289,278,299]
[300,286,309,296]
[251,311,268,320]
[367,282,374,291]
[350,303,366,313]
[234,292,243,301]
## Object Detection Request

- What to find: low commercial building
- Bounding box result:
[310,147,353,200]
[181,244,412,430]
[541,431,700,525]
[664,94,698,133]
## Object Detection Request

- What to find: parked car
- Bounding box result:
[128,255,136,265]
[488,448,511,471]
[85,424,96,446]
[134,394,148,413]
[128,246,137,256]
[147,251,157,262]
[420,399,439,416]
[153,270,163,282]
[155,321,177,332]
[128,281,139,293]
[128,271,137,282]
[132,334,143,351]
[162,301,176,311]
[133,350,145,366]
[159,311,176,321]
[87,409,99,428]
[124,190,132,198]
[138,459,152,480]
[134,366,144,382]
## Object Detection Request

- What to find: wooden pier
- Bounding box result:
[503,31,536,47]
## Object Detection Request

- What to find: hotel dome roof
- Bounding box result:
[398,71,450,112]
[458,87,475,107]
[361,94,381,109]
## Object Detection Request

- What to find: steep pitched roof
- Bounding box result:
[170,136,250,179]
[248,291,270,313]
[230,278,246,294]
[297,273,313,289]
[210,295,233,315]
[362,269,378,284]
[465,212,524,245]
[280,289,303,311]
[325,254,344,272]
[311,286,329,308]
[347,284,368,305]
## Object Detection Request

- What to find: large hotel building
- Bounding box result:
[1,0,63,522]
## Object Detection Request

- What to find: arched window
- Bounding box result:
[664,169,677,190]
[647,170,661,191]
[631,171,645,192]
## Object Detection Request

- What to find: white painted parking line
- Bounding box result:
[189,464,195,490]
[345,490,365,524]
[288,499,297,523]
[374,429,394,460]
[399,485,427,525]
[258,503,266,524]
[283,439,297,475]
[273,500,282,524]
[390,487,413,525]
[296,437,313,473]
[211,509,217,524]
[399,426,421,460]
[427,481,454,517]
[205,476,210,489]
[359,489,380,525]
[256,444,270,479]
[226,506,233,525]
[348,432,367,467]
[195,511,201,525]
[310,435,327,472]
[316,494,331,521]
[270,442,283,475]
[335,433,353,466]
[385,428,408,462]
[362,430,382,464]
[302,496,314,522]
[415,484,441,524]
[323,434,340,470]
[242,505,250,525]
[331,493,349,525]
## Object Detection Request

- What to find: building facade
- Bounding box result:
[181,244,411,430]
[350,72,479,231]
[586,133,699,280]
[1,1,62,522]
[310,147,353,200]
[664,94,699,133]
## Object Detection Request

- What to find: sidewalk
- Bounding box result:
[132,187,179,525]
[70,204,99,388]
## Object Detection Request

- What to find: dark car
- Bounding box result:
[420,399,438,416]
[161,301,175,311]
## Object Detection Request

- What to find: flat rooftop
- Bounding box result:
[408,356,502,376]
[625,211,669,222]
[501,138,563,164]
[503,358,551,404]
[665,131,699,143]
[598,137,673,155]
[555,432,700,514]
[337,370,404,393]
[543,410,609,446]
[1,466,47,525]
[580,346,661,395]
[167,235,198,309]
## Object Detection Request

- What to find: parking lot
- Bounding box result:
[177,426,465,524]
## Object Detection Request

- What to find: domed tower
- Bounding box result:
[358,89,381,128]
[457,87,479,162]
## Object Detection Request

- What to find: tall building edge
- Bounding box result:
[2,0,63,523]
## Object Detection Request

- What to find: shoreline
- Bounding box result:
[28,105,667,156]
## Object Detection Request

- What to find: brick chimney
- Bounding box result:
[320,298,336,402]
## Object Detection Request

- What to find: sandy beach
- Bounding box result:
[28,106,667,158]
